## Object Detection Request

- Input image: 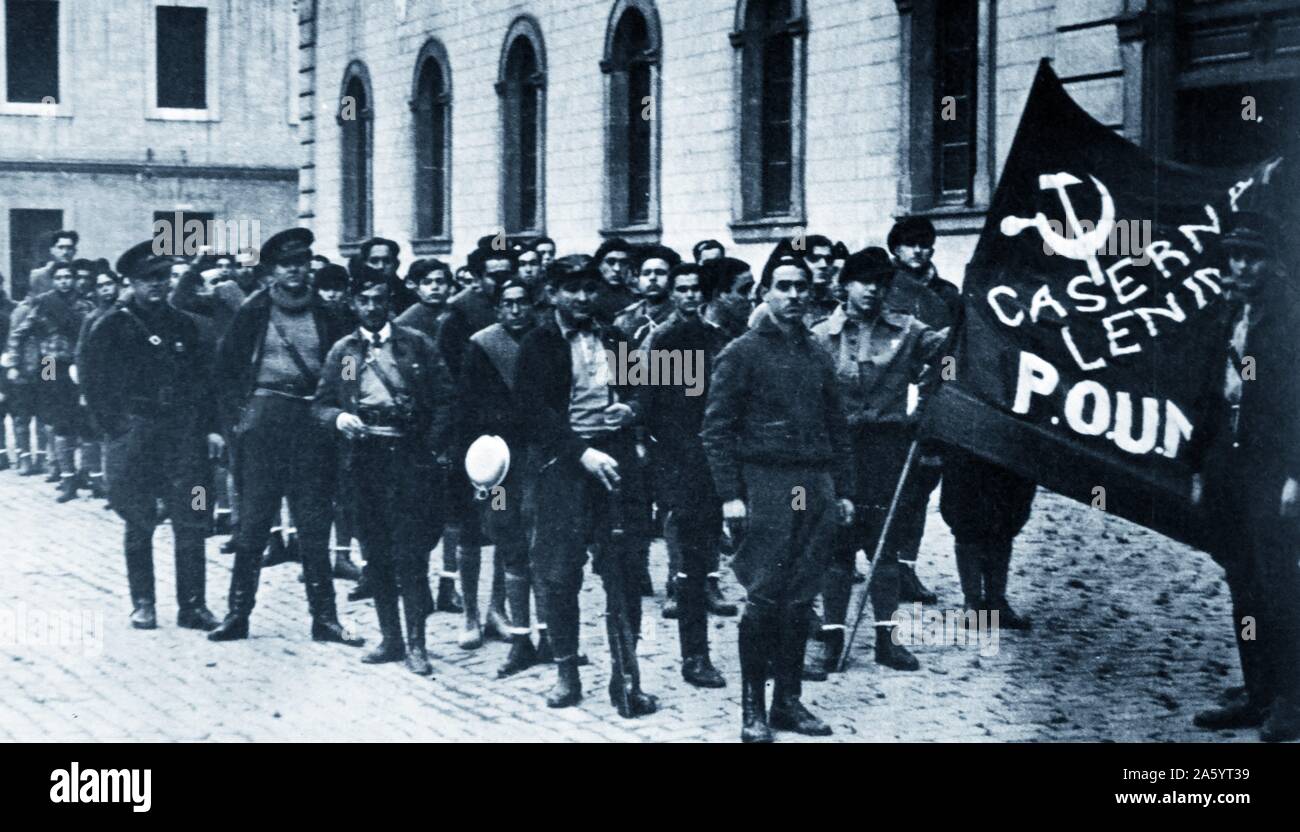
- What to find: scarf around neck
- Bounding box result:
[269,282,313,312]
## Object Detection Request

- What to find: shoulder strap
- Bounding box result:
[269,315,319,386]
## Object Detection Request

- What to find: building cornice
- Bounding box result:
[0,158,298,181]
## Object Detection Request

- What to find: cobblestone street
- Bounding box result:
[0,466,1255,743]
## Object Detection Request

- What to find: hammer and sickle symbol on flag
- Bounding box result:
[1000,173,1116,285]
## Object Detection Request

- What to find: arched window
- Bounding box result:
[602,0,661,238]
[338,61,373,243]
[497,17,546,236]
[731,0,806,240]
[411,39,452,248]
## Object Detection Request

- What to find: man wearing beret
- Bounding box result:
[207,228,363,647]
[701,252,855,742]
[808,247,949,677]
[313,266,456,675]
[883,217,962,607]
[77,242,222,630]
[515,259,658,716]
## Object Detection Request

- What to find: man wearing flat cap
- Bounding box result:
[77,242,222,631]
[1186,211,1300,742]
[808,247,949,677]
[313,264,455,675]
[206,227,363,648]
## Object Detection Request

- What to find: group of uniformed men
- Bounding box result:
[0,212,1296,743]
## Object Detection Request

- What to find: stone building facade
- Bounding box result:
[277,1,1300,283]
[0,0,300,298]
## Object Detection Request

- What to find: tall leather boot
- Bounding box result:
[209,547,262,640]
[485,556,510,641]
[769,602,832,736]
[457,542,483,649]
[54,436,77,499]
[984,541,1031,630]
[174,529,218,630]
[869,557,919,670]
[497,571,538,678]
[56,473,78,502]
[678,568,724,688]
[401,580,432,676]
[362,567,405,664]
[738,599,776,743]
[1195,574,1271,730]
[544,583,583,708]
[304,541,363,646]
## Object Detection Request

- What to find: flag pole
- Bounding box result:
[838,438,920,672]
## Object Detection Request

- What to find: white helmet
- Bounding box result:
[465,435,510,500]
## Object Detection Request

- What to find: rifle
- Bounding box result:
[602,483,638,717]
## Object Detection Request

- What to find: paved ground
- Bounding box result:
[0,459,1258,743]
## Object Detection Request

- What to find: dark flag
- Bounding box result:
[922,60,1281,550]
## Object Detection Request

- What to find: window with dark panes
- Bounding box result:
[502,36,542,234]
[156,6,207,109]
[6,0,59,103]
[414,55,450,239]
[606,9,654,228]
[933,0,978,205]
[739,0,796,219]
[340,73,372,242]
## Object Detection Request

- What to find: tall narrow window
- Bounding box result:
[497,17,546,236]
[732,0,806,238]
[339,63,373,243]
[156,5,208,109]
[5,0,59,103]
[412,41,452,245]
[602,1,661,236]
[933,0,978,206]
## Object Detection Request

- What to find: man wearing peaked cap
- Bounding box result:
[77,241,223,631]
[207,227,364,648]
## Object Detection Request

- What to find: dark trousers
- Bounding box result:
[230,396,335,614]
[487,462,530,576]
[1203,446,1300,705]
[825,425,912,625]
[734,462,837,606]
[103,412,209,609]
[528,431,648,661]
[350,436,443,641]
[667,500,720,659]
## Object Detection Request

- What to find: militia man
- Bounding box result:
[807,247,949,676]
[702,251,854,742]
[207,229,362,647]
[77,241,221,631]
[515,259,658,716]
[26,229,78,300]
[313,264,455,675]
[458,277,543,676]
[590,238,635,325]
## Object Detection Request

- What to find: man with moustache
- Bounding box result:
[614,245,679,346]
[314,265,455,675]
[701,252,854,742]
[206,229,362,648]
[458,278,543,676]
[590,238,636,325]
[639,263,729,688]
[807,247,948,676]
[1187,212,1300,742]
[515,259,658,716]
[78,241,221,630]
